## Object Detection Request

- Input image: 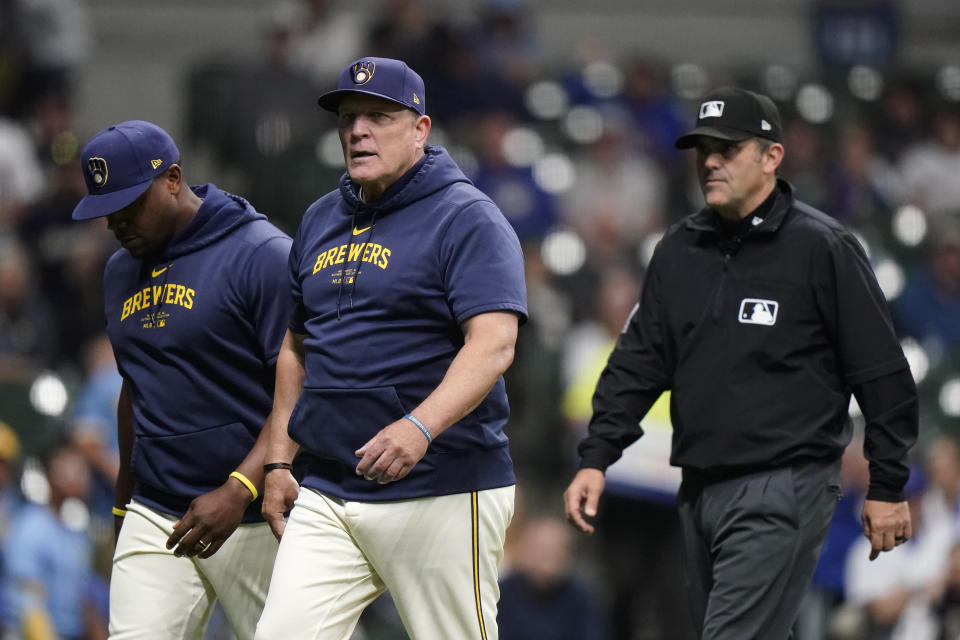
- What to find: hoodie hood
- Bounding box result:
[162,184,267,260]
[337,145,472,217]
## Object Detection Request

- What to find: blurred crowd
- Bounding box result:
[2,0,960,638]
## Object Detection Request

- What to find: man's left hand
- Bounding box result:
[861,499,912,561]
[355,418,430,484]
[165,480,252,558]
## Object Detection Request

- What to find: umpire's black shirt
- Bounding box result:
[579,179,918,502]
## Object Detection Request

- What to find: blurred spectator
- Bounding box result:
[871,79,928,163]
[502,242,569,492]
[285,0,365,87]
[780,117,828,210]
[470,110,558,242]
[613,59,693,218]
[413,22,525,127]
[498,515,609,640]
[366,0,436,69]
[499,482,531,576]
[69,334,120,523]
[796,431,871,640]
[0,420,21,638]
[893,226,960,358]
[17,150,92,270]
[0,114,44,228]
[9,0,90,114]
[614,57,686,163]
[561,109,666,259]
[211,4,329,231]
[521,240,572,356]
[18,158,113,368]
[933,541,960,640]
[0,0,18,101]
[825,122,902,226]
[591,493,694,640]
[922,434,960,531]
[562,266,641,431]
[899,107,960,218]
[26,83,74,170]
[475,0,540,92]
[0,420,21,539]
[0,234,58,375]
[846,472,952,640]
[2,442,107,639]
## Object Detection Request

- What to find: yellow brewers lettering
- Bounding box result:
[312,242,391,275]
[120,282,196,321]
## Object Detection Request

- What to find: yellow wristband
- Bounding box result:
[112,506,127,517]
[229,471,258,502]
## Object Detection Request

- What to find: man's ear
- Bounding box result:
[414,115,432,150]
[764,143,784,175]
[164,164,183,195]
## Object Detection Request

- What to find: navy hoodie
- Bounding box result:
[288,145,528,500]
[103,184,292,521]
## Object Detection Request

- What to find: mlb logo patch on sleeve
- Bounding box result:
[738,298,778,325]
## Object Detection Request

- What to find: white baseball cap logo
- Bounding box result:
[738,298,779,326]
[699,101,725,119]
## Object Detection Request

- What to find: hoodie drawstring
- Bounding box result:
[336,202,362,320]
[347,208,378,310]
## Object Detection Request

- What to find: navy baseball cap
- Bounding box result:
[318,57,426,116]
[675,87,782,149]
[71,120,179,221]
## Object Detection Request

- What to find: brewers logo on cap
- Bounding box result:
[318,57,426,116]
[88,157,108,188]
[352,61,375,85]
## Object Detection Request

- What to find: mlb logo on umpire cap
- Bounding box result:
[318,57,426,116]
[675,87,782,149]
[72,120,179,221]
[699,101,725,119]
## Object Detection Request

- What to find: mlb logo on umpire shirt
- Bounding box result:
[738,298,778,326]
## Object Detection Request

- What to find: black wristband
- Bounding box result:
[263,462,293,474]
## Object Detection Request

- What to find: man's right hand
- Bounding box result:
[862,498,912,561]
[262,468,300,541]
[563,468,606,534]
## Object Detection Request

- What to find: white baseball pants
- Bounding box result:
[109,501,277,640]
[255,485,515,640]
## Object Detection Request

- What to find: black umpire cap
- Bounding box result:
[675,87,782,149]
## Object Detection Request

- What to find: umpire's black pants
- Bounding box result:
[677,459,842,640]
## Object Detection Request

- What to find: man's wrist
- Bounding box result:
[229,470,259,502]
[403,414,433,444]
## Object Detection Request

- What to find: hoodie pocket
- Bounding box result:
[288,387,407,462]
[131,422,256,495]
